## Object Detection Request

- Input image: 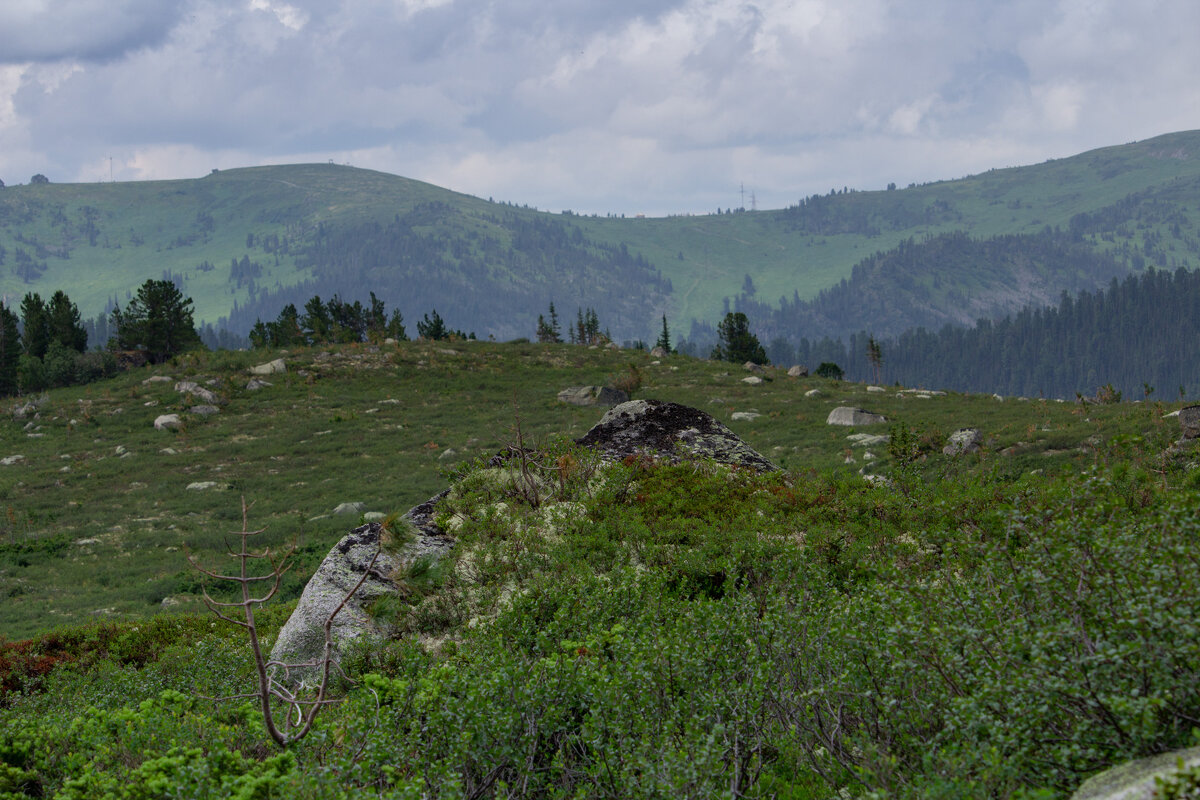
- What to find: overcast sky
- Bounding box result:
[1,0,1198,216]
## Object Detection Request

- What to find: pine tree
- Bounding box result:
[111,279,202,364]
[655,314,672,353]
[866,335,883,384]
[711,312,766,364]
[19,293,50,359]
[47,290,88,352]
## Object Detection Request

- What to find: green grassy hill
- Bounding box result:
[3,132,1200,343]
[3,340,1199,798]
[1,339,1190,639]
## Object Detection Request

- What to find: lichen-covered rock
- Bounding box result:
[575,399,778,471]
[1180,405,1200,440]
[826,407,888,426]
[175,381,219,405]
[557,386,629,407]
[787,365,808,378]
[943,428,983,455]
[1071,745,1200,800]
[154,414,182,430]
[270,493,451,680]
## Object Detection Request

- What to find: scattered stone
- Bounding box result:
[943,428,983,456]
[175,381,218,404]
[804,389,822,398]
[863,451,877,460]
[866,386,886,393]
[13,402,39,419]
[1,455,25,466]
[143,400,158,407]
[74,538,101,545]
[862,474,894,488]
[246,378,272,391]
[787,365,808,378]
[742,376,764,385]
[992,393,1004,402]
[743,361,765,374]
[154,414,182,431]
[142,375,173,385]
[1180,405,1200,440]
[161,447,178,455]
[650,346,669,358]
[826,407,888,426]
[189,405,220,416]
[333,501,367,515]
[249,358,287,375]
[435,348,458,356]
[557,386,629,407]
[1071,745,1200,800]
[605,342,620,350]
[362,512,386,522]
[384,338,398,345]
[847,433,889,447]
[114,445,127,456]
[25,433,44,439]
[160,596,182,607]
[731,411,762,422]
[186,481,222,491]
[929,391,947,396]
[438,448,458,461]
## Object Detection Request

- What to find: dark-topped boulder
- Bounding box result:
[575,399,778,471]
[1180,405,1200,440]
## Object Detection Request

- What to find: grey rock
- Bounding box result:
[731,411,762,422]
[557,386,629,407]
[154,414,182,430]
[270,496,452,680]
[1180,405,1200,440]
[142,375,173,385]
[186,481,222,491]
[866,385,886,393]
[1,455,25,466]
[743,361,765,374]
[847,433,889,447]
[742,376,764,385]
[804,389,822,398]
[943,428,983,455]
[1071,746,1200,800]
[249,358,287,375]
[189,405,220,416]
[175,381,218,404]
[333,501,367,515]
[787,365,808,378]
[826,407,888,426]
[13,402,38,419]
[362,512,386,522]
[246,378,272,391]
[575,399,779,472]
[650,346,669,358]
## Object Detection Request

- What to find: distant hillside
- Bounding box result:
[3,131,1200,345]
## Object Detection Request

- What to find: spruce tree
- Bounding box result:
[711,312,766,364]
[655,314,672,353]
[0,304,19,396]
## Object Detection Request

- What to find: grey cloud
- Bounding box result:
[0,0,189,64]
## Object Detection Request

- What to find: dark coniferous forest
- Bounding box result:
[788,266,1200,399]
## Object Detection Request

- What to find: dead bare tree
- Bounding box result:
[188,497,380,747]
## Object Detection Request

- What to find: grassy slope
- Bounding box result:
[3,133,1200,331]
[0,340,1186,640]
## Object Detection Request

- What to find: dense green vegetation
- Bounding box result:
[1,340,1198,797]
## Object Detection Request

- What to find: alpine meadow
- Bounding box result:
[2,132,1200,799]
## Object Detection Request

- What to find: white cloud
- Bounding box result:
[0,0,1199,210]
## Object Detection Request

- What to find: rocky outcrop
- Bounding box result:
[826,407,888,426]
[575,399,778,471]
[557,386,629,407]
[1180,405,1200,440]
[787,365,808,378]
[269,492,451,679]
[175,381,219,405]
[273,400,777,677]
[1071,745,1200,800]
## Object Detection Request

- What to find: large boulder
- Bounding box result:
[943,428,983,455]
[575,399,778,471]
[175,381,219,405]
[1071,745,1200,800]
[557,386,629,407]
[1180,405,1200,440]
[269,492,452,679]
[826,407,888,426]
